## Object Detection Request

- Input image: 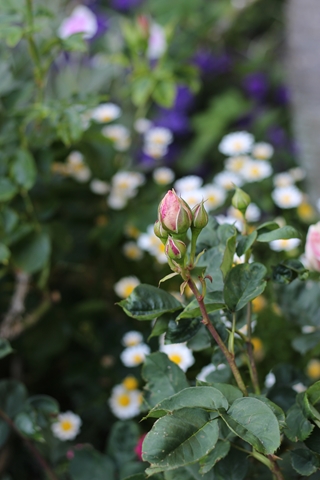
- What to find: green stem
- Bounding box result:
[228,312,236,355]
[187,278,248,396]
[25,0,45,96]
[189,228,200,266]
[0,409,59,480]
[246,301,260,394]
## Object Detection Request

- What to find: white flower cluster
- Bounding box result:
[143,126,174,160]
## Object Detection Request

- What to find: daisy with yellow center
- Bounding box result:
[137,225,167,264]
[91,103,121,123]
[251,142,274,160]
[297,202,316,222]
[218,131,254,156]
[120,343,151,367]
[240,160,272,183]
[122,376,139,390]
[122,241,144,261]
[122,331,143,347]
[153,167,175,185]
[269,238,301,252]
[271,186,303,209]
[202,184,226,211]
[109,384,142,419]
[252,295,267,313]
[51,411,82,441]
[114,276,140,298]
[160,343,195,372]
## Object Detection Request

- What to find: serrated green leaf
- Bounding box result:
[220,227,237,279]
[142,352,189,408]
[11,149,37,190]
[204,383,243,405]
[223,263,267,312]
[199,440,230,474]
[220,397,281,454]
[165,317,202,344]
[236,231,257,257]
[214,448,248,480]
[305,381,320,406]
[290,448,319,476]
[146,386,228,419]
[284,404,314,442]
[177,291,224,319]
[305,428,320,454]
[249,395,286,430]
[143,409,219,472]
[257,226,301,242]
[118,284,182,320]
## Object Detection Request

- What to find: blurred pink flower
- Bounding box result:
[305,222,320,271]
[66,450,74,460]
[135,433,147,461]
[58,6,98,40]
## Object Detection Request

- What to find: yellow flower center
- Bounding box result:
[124,284,135,297]
[61,420,73,432]
[117,394,131,406]
[102,114,112,122]
[252,296,266,313]
[123,376,139,390]
[281,194,292,205]
[297,203,314,220]
[168,353,182,365]
[307,361,320,380]
[250,166,261,177]
[133,353,143,364]
[233,141,243,151]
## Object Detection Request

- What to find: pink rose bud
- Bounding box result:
[158,190,192,235]
[192,201,208,230]
[154,220,168,244]
[165,236,187,262]
[305,222,320,271]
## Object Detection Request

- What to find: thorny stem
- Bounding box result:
[0,409,59,480]
[246,301,260,394]
[267,455,285,480]
[187,277,248,396]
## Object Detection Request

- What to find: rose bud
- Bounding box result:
[192,201,208,230]
[305,221,320,271]
[154,220,168,244]
[231,187,251,215]
[165,236,187,263]
[158,189,192,235]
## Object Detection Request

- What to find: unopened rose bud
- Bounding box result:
[305,221,320,271]
[158,189,192,235]
[231,187,251,215]
[192,201,208,230]
[165,236,187,263]
[154,220,168,244]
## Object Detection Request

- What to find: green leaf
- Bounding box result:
[292,332,320,355]
[177,291,224,319]
[214,448,248,480]
[220,397,281,454]
[0,178,18,202]
[153,80,176,108]
[256,221,280,233]
[15,411,37,436]
[305,428,320,454]
[142,352,189,408]
[164,464,213,480]
[0,420,10,449]
[131,77,154,107]
[149,315,170,340]
[69,448,115,480]
[199,440,230,474]
[305,381,320,406]
[11,231,51,274]
[0,380,27,418]
[61,33,87,53]
[257,225,301,242]
[118,284,182,321]
[0,243,10,264]
[220,227,237,279]
[284,404,314,442]
[3,25,22,47]
[106,420,141,464]
[205,383,243,405]
[147,386,228,419]
[165,317,202,344]
[223,263,267,312]
[290,448,319,476]
[143,409,219,472]
[0,339,13,359]
[236,231,257,257]
[250,395,286,430]
[11,149,37,190]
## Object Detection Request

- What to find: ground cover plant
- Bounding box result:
[0,0,320,479]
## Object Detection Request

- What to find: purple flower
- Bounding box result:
[193,50,231,76]
[111,0,144,12]
[267,126,287,148]
[58,6,98,40]
[173,85,194,112]
[154,111,190,136]
[274,85,290,106]
[243,72,268,101]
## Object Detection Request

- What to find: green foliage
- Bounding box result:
[69,448,116,480]
[223,263,267,311]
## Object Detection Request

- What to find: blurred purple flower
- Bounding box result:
[154,111,190,136]
[173,85,194,112]
[267,126,287,147]
[193,50,231,76]
[274,85,290,106]
[111,0,144,11]
[243,72,268,101]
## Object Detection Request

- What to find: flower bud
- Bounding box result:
[165,236,187,263]
[158,189,192,235]
[231,187,251,215]
[305,221,320,271]
[153,220,168,244]
[192,201,208,230]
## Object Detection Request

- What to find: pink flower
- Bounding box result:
[66,450,74,460]
[305,222,320,271]
[58,6,98,40]
[158,190,192,234]
[135,433,147,461]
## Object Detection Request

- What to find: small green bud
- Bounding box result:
[231,187,251,215]
[192,201,208,230]
[154,220,168,244]
[165,236,187,263]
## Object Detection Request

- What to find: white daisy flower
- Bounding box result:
[122,241,144,261]
[271,186,304,209]
[174,175,203,193]
[143,143,168,159]
[109,384,142,419]
[160,343,195,372]
[264,372,276,388]
[66,151,91,182]
[122,331,144,347]
[107,193,128,210]
[292,382,307,393]
[213,171,243,190]
[153,167,175,185]
[202,184,226,211]
[144,127,173,147]
[102,125,131,151]
[137,226,167,264]
[218,131,254,156]
[111,171,145,199]
[269,238,301,252]
[91,103,121,123]
[273,172,295,188]
[196,364,217,382]
[90,179,110,195]
[120,343,151,367]
[224,155,251,173]
[251,142,274,160]
[147,23,167,60]
[114,276,140,298]
[245,203,261,222]
[58,6,98,40]
[180,189,204,209]
[289,167,306,182]
[240,160,273,183]
[134,118,152,134]
[66,151,84,167]
[51,411,82,441]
